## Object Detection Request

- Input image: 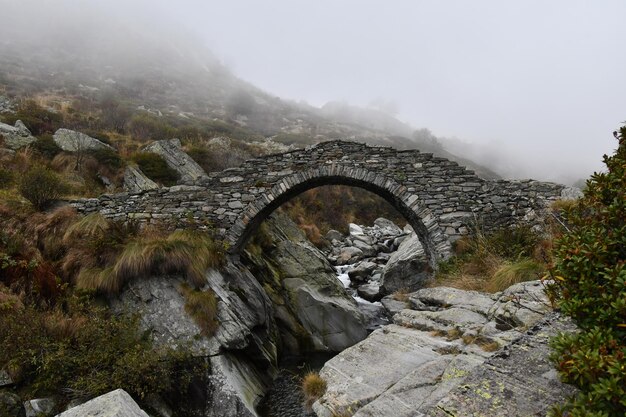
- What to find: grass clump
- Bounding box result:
[302,372,327,406]
[76,229,224,294]
[18,165,66,210]
[179,283,219,337]
[434,225,547,293]
[486,259,545,293]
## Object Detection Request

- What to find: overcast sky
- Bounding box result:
[3,0,626,183]
[186,0,626,182]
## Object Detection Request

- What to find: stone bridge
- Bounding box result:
[71,140,570,269]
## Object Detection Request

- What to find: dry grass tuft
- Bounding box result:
[76,229,224,293]
[62,212,109,244]
[302,372,327,407]
[179,283,219,337]
[486,259,545,293]
[392,288,410,302]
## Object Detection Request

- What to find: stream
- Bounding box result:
[259,268,390,417]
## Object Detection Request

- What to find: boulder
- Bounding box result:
[373,217,402,235]
[357,283,382,302]
[337,246,364,265]
[0,120,36,150]
[348,223,364,237]
[380,295,409,316]
[0,370,12,388]
[123,165,159,193]
[24,398,55,417]
[325,229,343,242]
[142,139,207,183]
[347,261,378,283]
[55,389,148,417]
[312,282,575,417]
[243,213,367,353]
[0,392,25,417]
[381,232,430,294]
[52,128,115,152]
[352,239,376,257]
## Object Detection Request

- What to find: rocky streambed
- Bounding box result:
[3,213,576,417]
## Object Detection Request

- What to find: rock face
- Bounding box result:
[429,314,578,417]
[0,120,36,150]
[142,139,208,183]
[110,263,279,416]
[52,128,115,152]
[123,165,159,193]
[24,398,55,417]
[243,212,367,354]
[55,389,148,417]
[312,280,575,417]
[381,232,430,294]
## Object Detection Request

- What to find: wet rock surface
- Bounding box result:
[243,212,367,354]
[312,281,575,417]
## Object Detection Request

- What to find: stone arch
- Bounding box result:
[226,165,452,270]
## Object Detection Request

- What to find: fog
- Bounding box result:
[2,0,625,184]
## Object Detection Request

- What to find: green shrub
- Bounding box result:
[133,153,179,186]
[0,293,200,403]
[547,127,626,416]
[18,166,66,210]
[0,168,13,189]
[31,135,62,159]
[88,148,123,170]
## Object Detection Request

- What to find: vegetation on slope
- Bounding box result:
[0,204,224,410]
[547,127,625,417]
[433,224,549,293]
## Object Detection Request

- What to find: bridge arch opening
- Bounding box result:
[227,167,452,270]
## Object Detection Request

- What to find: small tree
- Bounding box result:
[19,166,65,210]
[548,126,626,416]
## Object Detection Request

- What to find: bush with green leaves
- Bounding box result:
[548,127,625,417]
[88,147,123,170]
[18,166,66,210]
[0,290,201,406]
[133,153,179,186]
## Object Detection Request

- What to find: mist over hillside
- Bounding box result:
[0,0,611,185]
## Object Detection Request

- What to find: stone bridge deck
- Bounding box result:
[70,140,569,267]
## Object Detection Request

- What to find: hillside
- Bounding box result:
[0,27,501,181]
